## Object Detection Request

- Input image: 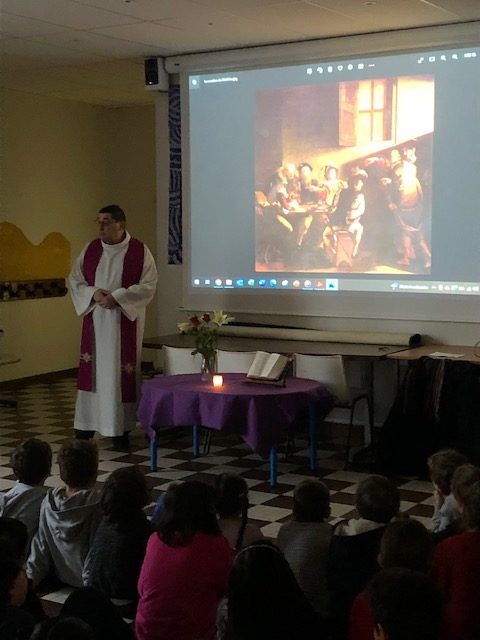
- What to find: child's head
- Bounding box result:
[0,558,28,608]
[379,519,433,573]
[368,568,442,640]
[61,587,128,639]
[46,618,94,640]
[10,438,52,486]
[101,466,150,523]
[293,479,330,522]
[0,517,28,562]
[30,618,59,640]
[57,440,98,490]
[31,618,94,640]
[427,449,467,496]
[451,464,480,510]
[215,473,248,519]
[460,480,480,531]
[227,540,317,639]
[158,480,219,546]
[356,475,400,524]
[228,541,298,613]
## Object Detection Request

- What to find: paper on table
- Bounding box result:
[428,351,464,358]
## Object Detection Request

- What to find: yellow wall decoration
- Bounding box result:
[0,222,71,280]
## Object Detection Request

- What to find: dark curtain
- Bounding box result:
[376,356,480,476]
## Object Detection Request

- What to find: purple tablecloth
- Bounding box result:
[137,373,333,458]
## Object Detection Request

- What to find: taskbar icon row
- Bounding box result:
[192,277,339,291]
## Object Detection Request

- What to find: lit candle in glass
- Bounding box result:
[213,375,223,388]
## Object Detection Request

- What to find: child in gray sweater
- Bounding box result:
[27,440,101,589]
[277,479,332,620]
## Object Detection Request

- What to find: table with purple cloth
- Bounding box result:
[137,373,333,486]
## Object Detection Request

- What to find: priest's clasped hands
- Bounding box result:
[93,288,118,309]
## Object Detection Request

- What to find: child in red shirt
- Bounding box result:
[431,465,480,640]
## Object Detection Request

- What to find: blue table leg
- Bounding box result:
[269,446,277,486]
[192,425,200,458]
[309,402,318,471]
[150,433,157,472]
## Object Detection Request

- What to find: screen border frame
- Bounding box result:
[179,21,480,323]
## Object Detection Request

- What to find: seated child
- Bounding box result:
[60,587,134,640]
[219,540,321,640]
[350,518,434,640]
[33,617,94,640]
[0,518,45,623]
[277,479,332,620]
[451,463,480,517]
[432,465,480,640]
[427,449,467,540]
[368,568,442,640]
[328,475,400,640]
[0,558,35,640]
[83,466,151,605]
[136,481,233,640]
[27,440,101,589]
[216,473,264,551]
[0,439,52,549]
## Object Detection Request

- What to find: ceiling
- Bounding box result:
[1,0,480,106]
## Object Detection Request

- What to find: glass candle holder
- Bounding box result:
[212,375,223,388]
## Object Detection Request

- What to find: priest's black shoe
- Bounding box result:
[111,432,130,451]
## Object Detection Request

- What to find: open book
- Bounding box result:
[246,351,291,383]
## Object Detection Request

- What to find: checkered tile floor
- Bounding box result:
[0,374,435,613]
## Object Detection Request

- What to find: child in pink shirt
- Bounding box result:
[136,481,233,640]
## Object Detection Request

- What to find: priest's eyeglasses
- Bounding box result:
[95,219,117,226]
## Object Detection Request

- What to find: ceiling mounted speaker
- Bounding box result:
[144,57,169,92]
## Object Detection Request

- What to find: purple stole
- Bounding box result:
[77,237,144,403]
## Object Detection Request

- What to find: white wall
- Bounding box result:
[0,89,157,381]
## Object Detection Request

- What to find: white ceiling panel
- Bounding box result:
[2,0,143,30]
[91,21,203,52]
[93,5,310,53]
[153,10,308,45]
[96,21,290,54]
[220,0,352,20]
[307,0,460,22]
[233,3,468,37]
[70,0,220,22]
[418,0,480,18]
[29,30,160,58]
[0,13,76,39]
[225,3,358,38]
[71,0,241,24]
[192,0,303,7]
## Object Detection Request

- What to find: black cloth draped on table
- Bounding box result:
[376,356,480,476]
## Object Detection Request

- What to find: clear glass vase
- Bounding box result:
[200,352,217,382]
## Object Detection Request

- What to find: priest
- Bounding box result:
[69,204,157,448]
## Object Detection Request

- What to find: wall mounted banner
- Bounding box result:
[168,84,182,265]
